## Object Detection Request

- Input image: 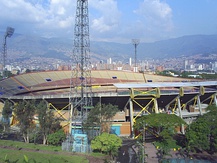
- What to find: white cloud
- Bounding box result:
[0,0,174,42]
[89,0,121,33]
[0,0,75,37]
[135,0,174,33]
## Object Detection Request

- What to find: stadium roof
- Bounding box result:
[0,70,202,98]
[114,81,217,89]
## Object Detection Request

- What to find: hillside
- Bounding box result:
[2,33,217,62]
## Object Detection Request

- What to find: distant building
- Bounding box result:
[107,58,112,64]
[184,60,188,70]
[156,66,164,72]
[129,58,132,66]
[58,65,70,71]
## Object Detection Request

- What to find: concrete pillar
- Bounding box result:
[197,95,202,115]
[177,97,185,134]
[177,97,182,119]
[69,103,73,135]
[214,94,217,106]
[153,98,159,113]
[129,100,134,138]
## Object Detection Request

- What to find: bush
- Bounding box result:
[47,129,66,146]
[91,132,122,160]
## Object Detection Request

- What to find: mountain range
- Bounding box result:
[2,33,217,62]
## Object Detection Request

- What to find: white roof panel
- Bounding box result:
[113,81,217,88]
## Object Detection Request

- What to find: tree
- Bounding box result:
[185,105,217,154]
[1,100,13,131]
[14,100,36,143]
[36,100,62,145]
[83,103,119,140]
[134,113,186,159]
[47,129,66,146]
[91,132,122,160]
[2,70,13,78]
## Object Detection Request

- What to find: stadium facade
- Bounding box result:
[0,70,217,137]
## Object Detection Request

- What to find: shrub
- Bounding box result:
[47,129,66,146]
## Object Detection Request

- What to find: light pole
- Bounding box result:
[132,39,140,72]
[2,26,15,79]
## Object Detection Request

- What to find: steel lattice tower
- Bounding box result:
[70,0,92,127]
[2,27,14,78]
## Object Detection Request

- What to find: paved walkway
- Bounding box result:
[145,143,159,163]
[116,140,159,163]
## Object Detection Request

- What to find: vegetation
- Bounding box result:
[200,73,217,79]
[83,103,119,140]
[14,100,36,143]
[0,140,88,163]
[47,129,66,146]
[185,105,217,155]
[11,99,65,146]
[91,132,122,160]
[156,70,217,79]
[36,100,63,145]
[0,70,13,79]
[134,113,186,159]
[1,100,13,132]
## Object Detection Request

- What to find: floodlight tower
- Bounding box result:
[70,0,92,130]
[132,39,140,71]
[2,27,14,79]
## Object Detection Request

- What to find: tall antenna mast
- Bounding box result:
[132,39,140,71]
[70,0,92,132]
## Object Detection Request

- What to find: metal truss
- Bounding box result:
[70,0,93,133]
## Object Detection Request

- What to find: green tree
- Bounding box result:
[185,105,217,154]
[2,70,13,78]
[47,129,66,146]
[1,100,13,131]
[83,103,119,139]
[14,100,36,143]
[91,132,122,160]
[36,100,62,145]
[134,113,186,159]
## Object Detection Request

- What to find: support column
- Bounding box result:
[177,97,185,134]
[153,98,159,113]
[197,95,202,115]
[177,97,182,119]
[69,103,73,135]
[214,94,217,106]
[129,100,134,138]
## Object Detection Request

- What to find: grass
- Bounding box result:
[0,140,61,151]
[0,140,89,163]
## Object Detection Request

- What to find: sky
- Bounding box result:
[0,0,217,43]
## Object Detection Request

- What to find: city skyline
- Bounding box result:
[0,0,217,43]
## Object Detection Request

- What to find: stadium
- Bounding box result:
[0,70,216,137]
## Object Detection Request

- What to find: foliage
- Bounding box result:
[134,113,186,159]
[14,100,36,143]
[185,105,217,154]
[47,129,66,146]
[91,132,122,160]
[134,113,186,135]
[83,103,119,140]
[36,100,62,145]
[2,70,13,79]
[156,70,180,77]
[1,100,13,132]
[200,73,217,79]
